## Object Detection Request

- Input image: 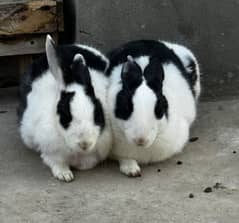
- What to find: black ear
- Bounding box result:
[71,54,91,86]
[144,57,164,93]
[121,55,142,90]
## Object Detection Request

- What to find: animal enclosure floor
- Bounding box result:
[0,88,238,223]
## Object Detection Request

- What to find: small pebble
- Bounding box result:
[157,169,161,172]
[204,187,213,193]
[189,193,194,198]
[233,151,237,154]
[177,161,183,165]
[189,137,199,142]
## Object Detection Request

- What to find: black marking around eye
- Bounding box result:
[85,84,105,131]
[92,98,105,130]
[57,91,75,129]
[115,90,134,120]
[155,94,168,119]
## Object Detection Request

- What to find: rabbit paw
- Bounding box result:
[52,166,74,182]
[120,159,141,177]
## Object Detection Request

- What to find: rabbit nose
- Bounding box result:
[79,141,91,151]
[134,137,147,146]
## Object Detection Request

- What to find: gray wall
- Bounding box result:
[75,0,239,100]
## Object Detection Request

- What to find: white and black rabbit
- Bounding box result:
[18,35,112,182]
[106,40,200,177]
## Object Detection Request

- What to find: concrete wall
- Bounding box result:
[75,0,239,100]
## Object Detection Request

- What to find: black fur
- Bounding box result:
[155,95,168,119]
[144,57,164,92]
[17,56,48,120]
[18,44,107,131]
[107,40,194,95]
[19,44,107,93]
[186,57,197,87]
[57,91,75,129]
[92,98,105,131]
[144,57,168,119]
[84,78,105,131]
[115,60,143,120]
[56,45,108,85]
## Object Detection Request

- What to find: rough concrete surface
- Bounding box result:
[74,0,239,100]
[0,88,238,223]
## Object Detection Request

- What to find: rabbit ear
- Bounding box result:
[71,53,91,87]
[45,35,64,88]
[121,55,134,74]
[127,55,134,63]
[121,55,142,90]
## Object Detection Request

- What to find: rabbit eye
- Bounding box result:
[57,91,75,129]
[115,91,133,120]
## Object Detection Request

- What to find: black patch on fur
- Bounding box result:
[155,94,168,119]
[57,91,75,129]
[115,60,143,120]
[18,44,107,125]
[186,57,197,87]
[85,82,105,131]
[144,57,168,118]
[107,40,194,95]
[92,98,105,130]
[143,57,164,91]
[121,60,143,90]
[17,56,48,121]
[56,45,108,86]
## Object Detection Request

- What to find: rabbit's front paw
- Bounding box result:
[120,159,141,177]
[52,166,74,182]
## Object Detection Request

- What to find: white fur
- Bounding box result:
[108,45,200,176]
[162,41,201,100]
[20,39,112,182]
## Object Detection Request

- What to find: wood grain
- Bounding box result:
[0,34,54,56]
[0,0,58,36]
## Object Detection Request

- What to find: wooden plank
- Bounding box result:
[0,0,58,36]
[0,0,41,4]
[0,34,57,56]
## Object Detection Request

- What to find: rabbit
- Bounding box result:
[18,35,112,182]
[106,40,201,177]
